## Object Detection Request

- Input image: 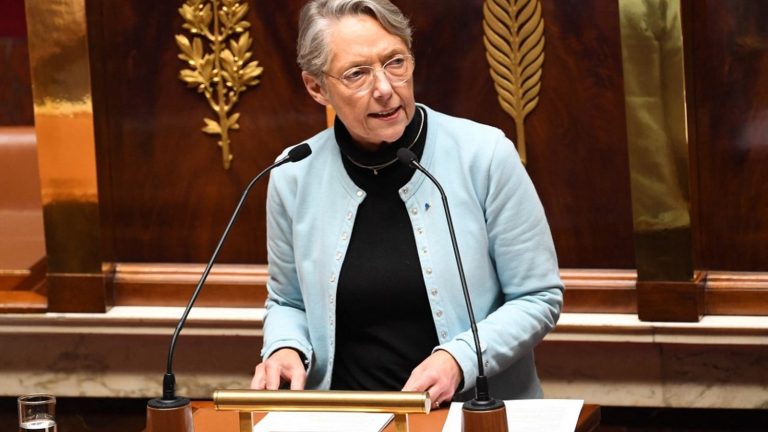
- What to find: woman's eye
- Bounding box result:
[343,69,367,82]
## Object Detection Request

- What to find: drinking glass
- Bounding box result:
[17,394,57,432]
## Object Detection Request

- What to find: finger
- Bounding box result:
[427,386,442,405]
[401,376,417,392]
[288,367,307,390]
[402,371,431,392]
[250,364,266,390]
[427,387,445,409]
[429,383,456,408]
[264,361,283,390]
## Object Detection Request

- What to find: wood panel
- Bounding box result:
[0,0,30,129]
[111,263,267,308]
[687,0,768,271]
[0,38,34,125]
[402,0,636,269]
[560,269,637,314]
[705,272,768,315]
[86,0,325,264]
[0,0,27,38]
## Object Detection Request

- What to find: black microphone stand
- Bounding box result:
[397,148,508,432]
[146,144,311,432]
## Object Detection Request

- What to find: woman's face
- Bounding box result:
[302,14,416,151]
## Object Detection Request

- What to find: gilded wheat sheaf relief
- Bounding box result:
[483,0,545,165]
[176,0,263,169]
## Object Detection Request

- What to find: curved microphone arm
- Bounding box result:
[396,148,490,402]
[158,143,311,404]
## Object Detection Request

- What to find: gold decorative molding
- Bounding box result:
[482,0,545,165]
[176,0,263,169]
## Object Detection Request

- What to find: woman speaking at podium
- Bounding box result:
[250,0,563,409]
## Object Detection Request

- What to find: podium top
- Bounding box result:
[190,401,600,432]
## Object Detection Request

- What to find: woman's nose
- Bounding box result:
[371,69,394,97]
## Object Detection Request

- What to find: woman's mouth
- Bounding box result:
[369,107,400,119]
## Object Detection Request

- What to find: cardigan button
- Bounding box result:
[411,207,418,215]
[356,190,364,197]
[425,267,432,275]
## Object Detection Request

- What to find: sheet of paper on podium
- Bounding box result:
[441,399,584,432]
[252,411,394,432]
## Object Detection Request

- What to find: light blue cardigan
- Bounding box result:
[261,104,563,399]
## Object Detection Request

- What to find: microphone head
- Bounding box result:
[288,143,312,162]
[396,147,417,166]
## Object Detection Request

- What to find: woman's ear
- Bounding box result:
[302,71,330,106]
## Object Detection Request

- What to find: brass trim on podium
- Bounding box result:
[214,389,430,432]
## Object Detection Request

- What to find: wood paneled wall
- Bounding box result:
[405,0,636,270]
[85,0,637,269]
[86,0,325,264]
[686,0,768,271]
[4,0,768,314]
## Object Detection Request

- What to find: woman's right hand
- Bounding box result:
[250,348,307,390]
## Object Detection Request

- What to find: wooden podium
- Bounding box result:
[190,401,600,432]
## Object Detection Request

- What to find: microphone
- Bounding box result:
[146,143,312,432]
[397,148,508,432]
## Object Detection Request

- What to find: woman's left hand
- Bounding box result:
[402,349,462,409]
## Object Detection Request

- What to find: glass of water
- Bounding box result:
[17,394,57,432]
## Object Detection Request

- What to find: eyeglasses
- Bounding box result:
[325,54,415,93]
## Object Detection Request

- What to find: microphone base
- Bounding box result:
[462,398,508,432]
[146,397,194,432]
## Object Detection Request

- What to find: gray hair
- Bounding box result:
[297,0,413,79]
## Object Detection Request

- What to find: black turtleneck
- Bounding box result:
[330,107,440,391]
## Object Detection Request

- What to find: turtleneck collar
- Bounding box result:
[335,106,425,174]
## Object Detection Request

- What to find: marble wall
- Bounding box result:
[1,308,766,409]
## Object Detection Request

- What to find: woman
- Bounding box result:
[251,0,563,408]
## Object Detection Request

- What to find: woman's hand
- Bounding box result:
[402,350,462,408]
[250,348,307,390]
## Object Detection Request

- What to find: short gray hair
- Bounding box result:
[297,0,413,79]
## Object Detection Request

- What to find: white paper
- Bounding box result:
[441,399,584,432]
[252,411,394,432]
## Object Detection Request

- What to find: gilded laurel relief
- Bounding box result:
[483,0,545,165]
[176,0,263,169]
